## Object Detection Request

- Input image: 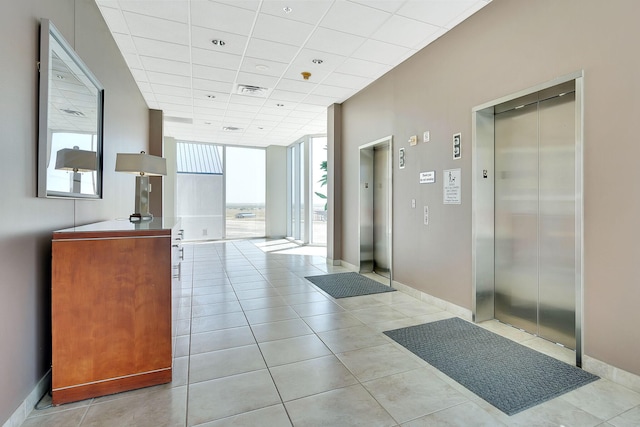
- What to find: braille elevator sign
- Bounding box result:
[419,171,436,184]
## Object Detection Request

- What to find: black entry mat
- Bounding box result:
[384,317,598,416]
[304,272,395,299]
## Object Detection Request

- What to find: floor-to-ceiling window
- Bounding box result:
[287,135,327,245]
[176,141,265,240]
[225,146,266,239]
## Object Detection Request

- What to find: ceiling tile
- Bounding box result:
[190,1,257,35]
[275,78,317,94]
[303,93,336,107]
[334,57,393,78]
[193,90,231,105]
[129,68,148,82]
[192,65,237,84]
[192,78,234,93]
[123,53,143,69]
[97,6,129,34]
[304,27,366,57]
[224,109,257,119]
[123,11,189,45]
[150,84,192,97]
[112,33,136,53]
[396,0,475,26]
[270,90,308,103]
[351,39,412,65]
[146,71,191,88]
[310,84,354,99]
[245,38,300,63]
[133,37,190,62]
[370,15,439,48]
[251,13,315,46]
[320,1,391,38]
[321,72,373,90]
[154,93,193,106]
[119,0,189,23]
[294,103,327,113]
[140,56,190,76]
[159,103,193,114]
[287,110,321,119]
[347,0,405,13]
[210,0,260,12]
[228,94,268,106]
[260,0,334,25]
[227,103,261,113]
[191,48,242,70]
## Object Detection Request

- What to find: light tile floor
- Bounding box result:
[22,240,640,427]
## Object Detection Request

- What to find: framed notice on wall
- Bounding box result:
[443,168,461,204]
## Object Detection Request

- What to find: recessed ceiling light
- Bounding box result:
[258,127,264,130]
[255,64,269,71]
[56,74,65,80]
[312,59,323,64]
[283,6,292,13]
[206,94,216,99]
[276,103,284,107]
[211,39,226,46]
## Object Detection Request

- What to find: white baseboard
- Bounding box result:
[2,370,50,427]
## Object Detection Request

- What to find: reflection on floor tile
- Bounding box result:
[22,239,640,427]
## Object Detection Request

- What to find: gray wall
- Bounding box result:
[339,0,640,376]
[0,0,149,423]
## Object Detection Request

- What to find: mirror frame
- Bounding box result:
[38,18,104,199]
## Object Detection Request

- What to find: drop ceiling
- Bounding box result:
[96,0,492,147]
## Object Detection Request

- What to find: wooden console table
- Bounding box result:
[51,218,180,405]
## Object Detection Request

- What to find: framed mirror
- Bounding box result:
[38,19,104,199]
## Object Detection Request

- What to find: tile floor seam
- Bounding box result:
[225,243,296,427]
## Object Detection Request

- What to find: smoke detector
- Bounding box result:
[235,84,271,97]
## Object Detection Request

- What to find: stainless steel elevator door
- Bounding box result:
[373,145,390,277]
[494,92,576,349]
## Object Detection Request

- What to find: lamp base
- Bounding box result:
[129,213,154,222]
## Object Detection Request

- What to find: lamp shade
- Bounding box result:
[115,152,166,176]
[55,148,97,172]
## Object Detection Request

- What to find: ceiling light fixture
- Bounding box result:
[283,6,292,13]
[276,103,284,107]
[211,39,226,46]
[206,94,216,99]
[312,59,323,64]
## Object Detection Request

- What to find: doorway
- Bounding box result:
[473,73,584,365]
[359,136,393,282]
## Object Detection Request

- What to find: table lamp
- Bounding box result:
[115,151,166,221]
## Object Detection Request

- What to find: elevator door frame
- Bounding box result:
[472,71,584,366]
[359,136,393,286]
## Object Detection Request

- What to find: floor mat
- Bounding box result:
[384,317,598,415]
[305,272,395,299]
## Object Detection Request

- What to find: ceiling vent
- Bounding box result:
[165,116,193,124]
[222,126,241,131]
[235,84,271,98]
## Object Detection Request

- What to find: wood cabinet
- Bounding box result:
[51,219,179,405]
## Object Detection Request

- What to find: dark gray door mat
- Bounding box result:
[304,272,395,299]
[384,317,598,416]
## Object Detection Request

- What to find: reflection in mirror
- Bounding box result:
[38,19,104,199]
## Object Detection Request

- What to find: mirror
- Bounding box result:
[38,19,104,199]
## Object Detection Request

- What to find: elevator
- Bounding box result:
[473,74,584,364]
[359,136,393,281]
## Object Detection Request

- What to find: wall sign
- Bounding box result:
[443,168,461,204]
[419,171,436,184]
[399,148,405,169]
[453,132,461,159]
